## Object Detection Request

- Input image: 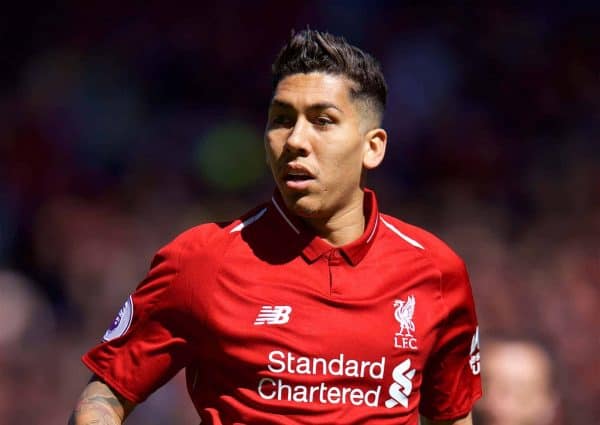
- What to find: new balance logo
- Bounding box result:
[254,306,292,325]
[385,359,416,408]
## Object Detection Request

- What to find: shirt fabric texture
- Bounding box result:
[83,189,482,424]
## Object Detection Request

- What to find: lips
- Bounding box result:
[281,163,315,182]
[280,163,315,189]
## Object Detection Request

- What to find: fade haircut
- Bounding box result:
[272,29,388,126]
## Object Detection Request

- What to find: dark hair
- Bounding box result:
[272,29,387,122]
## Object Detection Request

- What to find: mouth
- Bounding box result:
[281,164,315,188]
[284,172,313,182]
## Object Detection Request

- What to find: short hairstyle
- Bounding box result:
[272,29,388,124]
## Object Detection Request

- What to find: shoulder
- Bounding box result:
[379,213,467,278]
[379,213,475,326]
[139,203,269,304]
[156,203,270,266]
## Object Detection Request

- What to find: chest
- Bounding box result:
[186,247,447,420]
[196,248,443,372]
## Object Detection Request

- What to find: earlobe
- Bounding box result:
[363,128,387,170]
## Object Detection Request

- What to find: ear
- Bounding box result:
[362,128,387,170]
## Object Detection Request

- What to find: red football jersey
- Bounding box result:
[83,189,482,424]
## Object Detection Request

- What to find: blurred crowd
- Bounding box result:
[0,2,598,424]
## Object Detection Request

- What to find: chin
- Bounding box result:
[282,191,322,218]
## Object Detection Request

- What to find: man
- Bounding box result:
[475,337,560,425]
[69,30,481,425]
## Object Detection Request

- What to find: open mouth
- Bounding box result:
[281,163,315,188]
[284,173,314,182]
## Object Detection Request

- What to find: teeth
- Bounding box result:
[285,172,312,181]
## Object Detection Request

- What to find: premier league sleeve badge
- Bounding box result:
[102,295,134,342]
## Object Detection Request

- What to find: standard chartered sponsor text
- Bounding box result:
[258,350,386,406]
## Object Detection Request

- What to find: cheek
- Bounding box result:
[264,136,279,161]
[328,136,364,168]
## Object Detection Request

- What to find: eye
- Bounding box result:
[271,114,293,128]
[314,116,333,127]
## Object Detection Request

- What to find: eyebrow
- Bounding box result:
[269,99,344,114]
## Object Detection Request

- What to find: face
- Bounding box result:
[265,72,385,220]
[478,342,557,425]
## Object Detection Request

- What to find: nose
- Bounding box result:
[285,118,311,156]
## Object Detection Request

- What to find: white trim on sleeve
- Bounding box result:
[230,207,268,233]
[380,216,425,250]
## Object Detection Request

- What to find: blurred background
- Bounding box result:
[0,2,598,424]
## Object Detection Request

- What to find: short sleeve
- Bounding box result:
[419,257,482,420]
[82,240,194,403]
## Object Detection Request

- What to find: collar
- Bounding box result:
[270,189,380,266]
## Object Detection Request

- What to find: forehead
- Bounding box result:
[271,73,355,108]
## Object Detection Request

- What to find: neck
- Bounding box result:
[303,194,366,247]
